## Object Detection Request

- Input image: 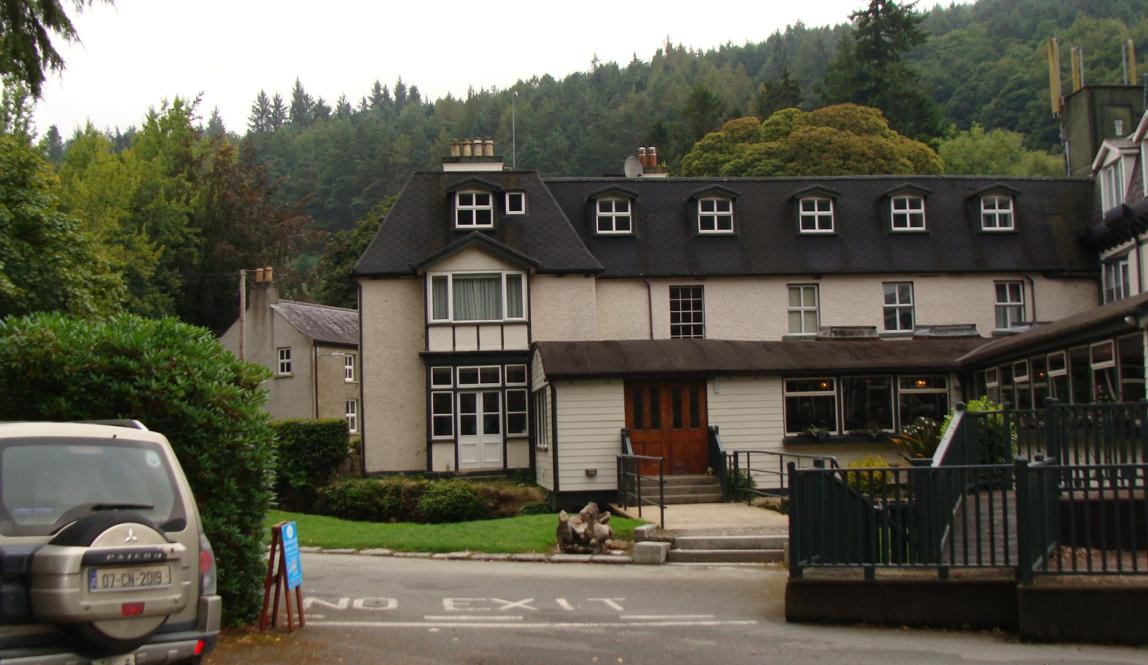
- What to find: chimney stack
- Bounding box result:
[264,266,274,283]
[638,147,647,167]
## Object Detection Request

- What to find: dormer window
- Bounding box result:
[1100,161,1125,211]
[455,190,494,228]
[505,191,526,215]
[890,195,926,231]
[698,197,734,234]
[596,197,632,234]
[980,195,1014,231]
[799,197,834,233]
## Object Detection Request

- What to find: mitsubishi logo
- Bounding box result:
[124,528,139,544]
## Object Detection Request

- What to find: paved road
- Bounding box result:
[205,553,1146,665]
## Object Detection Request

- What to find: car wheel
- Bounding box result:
[31,511,189,658]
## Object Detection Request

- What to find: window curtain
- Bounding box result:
[506,274,523,318]
[431,276,449,320]
[453,275,502,320]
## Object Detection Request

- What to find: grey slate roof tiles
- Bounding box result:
[271,300,359,346]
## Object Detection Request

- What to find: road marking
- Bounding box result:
[587,598,626,611]
[621,614,716,620]
[424,615,525,621]
[308,620,757,629]
[555,598,575,611]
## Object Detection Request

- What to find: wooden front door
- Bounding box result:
[624,380,708,475]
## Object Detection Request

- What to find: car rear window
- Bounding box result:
[0,438,186,537]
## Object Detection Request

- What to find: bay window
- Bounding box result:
[428,272,527,322]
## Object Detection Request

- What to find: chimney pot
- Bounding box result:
[264,266,274,283]
[461,140,473,157]
[254,267,265,284]
[483,138,494,157]
[638,147,647,167]
[450,140,461,157]
[649,147,658,166]
[472,138,483,156]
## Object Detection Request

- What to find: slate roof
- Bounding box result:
[271,300,359,346]
[534,337,989,379]
[957,291,1148,367]
[544,175,1097,278]
[354,171,601,276]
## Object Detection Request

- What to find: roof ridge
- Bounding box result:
[275,299,358,314]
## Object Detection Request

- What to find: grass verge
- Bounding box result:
[266,510,645,554]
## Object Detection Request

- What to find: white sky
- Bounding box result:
[32,0,968,135]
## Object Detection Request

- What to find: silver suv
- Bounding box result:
[0,422,221,664]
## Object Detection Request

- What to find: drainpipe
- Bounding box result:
[642,278,654,339]
[1136,231,1145,296]
[312,342,320,419]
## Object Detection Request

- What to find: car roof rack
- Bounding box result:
[76,419,150,431]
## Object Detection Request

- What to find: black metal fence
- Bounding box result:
[617,427,666,528]
[789,402,1148,581]
[726,449,839,502]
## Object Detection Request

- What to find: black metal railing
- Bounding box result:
[707,426,729,500]
[616,453,665,529]
[727,449,838,502]
[788,462,1017,578]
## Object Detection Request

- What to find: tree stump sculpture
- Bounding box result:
[556,502,614,554]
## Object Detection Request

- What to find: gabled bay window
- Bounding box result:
[428,272,526,322]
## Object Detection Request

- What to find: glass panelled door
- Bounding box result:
[457,390,502,469]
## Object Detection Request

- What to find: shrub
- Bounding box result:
[0,313,274,626]
[941,396,1017,466]
[272,419,349,512]
[416,480,489,523]
[889,417,941,461]
[845,454,893,496]
[517,501,552,516]
[317,477,425,522]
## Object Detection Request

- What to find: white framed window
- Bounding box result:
[980,195,1014,231]
[842,376,894,432]
[1100,161,1125,211]
[1102,255,1130,304]
[344,354,356,382]
[994,281,1025,330]
[505,191,526,215]
[431,391,453,438]
[430,366,453,388]
[455,190,494,228]
[897,376,949,429]
[1090,340,1115,369]
[506,388,528,436]
[533,389,549,450]
[458,366,501,387]
[799,197,834,233]
[787,284,819,335]
[882,282,914,332]
[670,285,705,339]
[890,195,926,231]
[783,378,837,435]
[345,400,358,434]
[1013,360,1030,382]
[505,364,528,386]
[596,197,632,234]
[277,347,292,375]
[697,197,734,234]
[428,271,526,323]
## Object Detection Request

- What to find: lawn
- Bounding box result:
[266,510,646,554]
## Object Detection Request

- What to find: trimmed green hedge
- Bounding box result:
[318,477,496,524]
[0,313,274,626]
[271,419,349,512]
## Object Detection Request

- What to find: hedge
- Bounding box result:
[318,477,497,524]
[0,313,275,626]
[271,419,349,512]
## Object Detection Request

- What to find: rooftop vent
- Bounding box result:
[816,326,878,340]
[913,324,980,338]
[443,137,504,172]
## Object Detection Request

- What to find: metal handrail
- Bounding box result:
[727,449,839,502]
[707,426,729,500]
[616,453,665,529]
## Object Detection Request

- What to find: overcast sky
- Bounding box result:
[32,0,968,135]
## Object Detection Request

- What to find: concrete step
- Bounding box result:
[660,492,724,504]
[666,548,785,563]
[639,475,721,487]
[673,535,788,550]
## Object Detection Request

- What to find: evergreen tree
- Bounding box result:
[754,67,803,118]
[0,0,108,97]
[248,90,271,133]
[38,124,64,164]
[205,107,227,140]
[822,0,943,140]
[289,77,314,127]
[335,95,352,118]
[269,93,287,130]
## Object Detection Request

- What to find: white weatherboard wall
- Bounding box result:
[707,376,784,454]
[531,348,554,491]
[554,379,625,493]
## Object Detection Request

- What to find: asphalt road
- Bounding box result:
[205,553,1147,665]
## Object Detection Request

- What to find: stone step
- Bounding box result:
[666,548,784,563]
[661,492,724,504]
[673,535,788,550]
[639,474,721,485]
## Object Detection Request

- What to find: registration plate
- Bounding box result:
[91,655,136,665]
[87,564,171,593]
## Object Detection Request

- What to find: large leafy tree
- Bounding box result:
[309,197,394,308]
[0,0,108,97]
[678,104,942,177]
[937,124,1062,176]
[822,0,944,140]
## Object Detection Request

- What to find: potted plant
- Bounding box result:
[889,417,941,465]
[802,425,831,441]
